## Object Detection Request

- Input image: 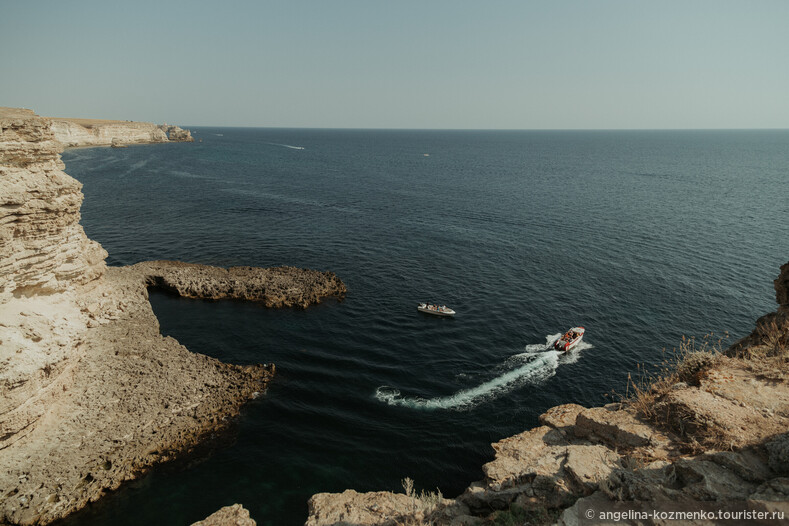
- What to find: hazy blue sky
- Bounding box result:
[2,1,788,129]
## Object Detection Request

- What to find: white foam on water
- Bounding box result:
[265,142,305,150]
[375,333,593,411]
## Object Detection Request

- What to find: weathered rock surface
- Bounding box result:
[49,117,170,148]
[48,116,195,148]
[191,504,256,526]
[306,262,789,526]
[0,267,274,525]
[0,108,339,525]
[0,108,107,302]
[307,490,419,526]
[133,260,347,308]
[159,124,194,142]
[1,107,109,452]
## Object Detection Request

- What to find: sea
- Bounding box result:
[58,128,788,526]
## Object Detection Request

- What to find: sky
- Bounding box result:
[2,0,788,129]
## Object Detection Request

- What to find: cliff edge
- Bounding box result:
[48,116,193,148]
[306,264,789,526]
[0,107,343,525]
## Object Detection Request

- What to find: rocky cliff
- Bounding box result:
[306,264,789,526]
[0,107,344,525]
[159,124,194,142]
[48,116,193,148]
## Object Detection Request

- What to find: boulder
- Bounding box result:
[539,403,585,434]
[191,504,255,526]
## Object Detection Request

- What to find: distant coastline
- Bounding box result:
[48,116,194,148]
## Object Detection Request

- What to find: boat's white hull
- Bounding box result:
[417,303,455,316]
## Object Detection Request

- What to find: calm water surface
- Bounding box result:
[58,129,788,525]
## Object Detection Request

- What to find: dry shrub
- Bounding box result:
[730,313,789,361]
[625,333,726,421]
[756,316,789,359]
[400,477,444,520]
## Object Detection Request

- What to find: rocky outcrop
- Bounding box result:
[191,504,256,526]
[134,260,346,308]
[777,261,789,311]
[0,265,274,524]
[49,118,169,148]
[305,262,789,526]
[0,108,107,301]
[1,107,108,456]
[0,108,342,525]
[159,124,194,142]
[307,490,422,526]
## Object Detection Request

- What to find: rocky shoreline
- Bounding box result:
[0,107,345,525]
[3,105,787,526]
[134,260,347,309]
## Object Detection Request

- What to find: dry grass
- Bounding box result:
[728,314,789,380]
[624,333,727,421]
[738,316,789,360]
[400,477,444,523]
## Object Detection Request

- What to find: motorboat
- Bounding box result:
[554,327,585,352]
[417,303,455,317]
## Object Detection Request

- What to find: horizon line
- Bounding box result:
[180,125,789,132]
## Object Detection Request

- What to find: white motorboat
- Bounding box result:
[554,327,585,352]
[417,303,455,317]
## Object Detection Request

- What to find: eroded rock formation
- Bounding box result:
[0,107,343,525]
[48,116,195,148]
[49,117,170,148]
[135,260,347,308]
[0,108,107,300]
[159,124,194,142]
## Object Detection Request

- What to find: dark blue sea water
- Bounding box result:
[59,129,788,525]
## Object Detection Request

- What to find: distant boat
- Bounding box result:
[554,327,585,352]
[417,303,455,316]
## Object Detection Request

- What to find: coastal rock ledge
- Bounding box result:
[0,107,344,525]
[135,260,347,308]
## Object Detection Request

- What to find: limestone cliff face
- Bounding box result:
[1,109,107,301]
[1,108,107,446]
[0,107,344,525]
[50,118,169,147]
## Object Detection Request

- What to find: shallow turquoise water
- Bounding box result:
[58,129,788,525]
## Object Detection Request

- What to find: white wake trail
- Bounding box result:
[265,142,305,150]
[375,333,590,411]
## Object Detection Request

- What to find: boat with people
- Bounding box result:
[417,303,455,317]
[554,326,585,352]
